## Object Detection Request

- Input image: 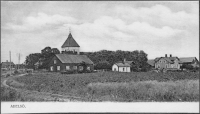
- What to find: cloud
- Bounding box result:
[3,12,77,32]
[1,2,199,63]
[114,4,198,29]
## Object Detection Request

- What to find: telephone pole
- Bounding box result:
[9,51,11,75]
[18,53,21,69]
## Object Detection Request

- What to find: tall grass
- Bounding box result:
[86,80,199,102]
[1,86,23,101]
[13,71,199,101]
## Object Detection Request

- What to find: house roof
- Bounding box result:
[55,54,93,64]
[155,57,179,63]
[179,57,198,63]
[147,59,155,66]
[61,33,80,48]
[2,62,15,66]
[114,62,131,67]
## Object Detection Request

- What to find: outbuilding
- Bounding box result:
[112,62,131,72]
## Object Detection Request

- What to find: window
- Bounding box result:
[66,66,70,70]
[123,68,125,71]
[54,60,57,64]
[50,66,53,71]
[163,60,165,63]
[165,64,168,68]
[73,66,77,70]
[57,66,60,71]
[159,60,162,63]
[87,66,90,70]
[79,66,83,71]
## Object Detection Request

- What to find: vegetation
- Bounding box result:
[12,71,199,101]
[83,50,149,71]
[25,46,60,69]
[86,80,199,101]
[25,48,150,71]
[1,86,23,101]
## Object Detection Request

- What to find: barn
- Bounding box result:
[48,54,94,72]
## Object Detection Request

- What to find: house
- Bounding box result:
[155,54,181,70]
[61,32,80,54]
[49,54,94,72]
[150,54,199,70]
[1,60,15,70]
[15,64,25,69]
[112,59,131,72]
[179,57,199,68]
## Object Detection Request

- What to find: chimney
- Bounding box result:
[165,54,167,57]
[123,58,126,63]
[170,54,172,57]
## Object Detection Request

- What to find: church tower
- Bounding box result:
[61,32,80,54]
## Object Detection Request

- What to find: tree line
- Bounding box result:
[24,47,150,71]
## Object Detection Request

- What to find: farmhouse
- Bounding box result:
[1,60,15,70]
[148,54,199,70]
[112,59,132,72]
[49,54,94,72]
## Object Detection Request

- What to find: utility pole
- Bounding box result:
[9,51,11,76]
[18,53,20,69]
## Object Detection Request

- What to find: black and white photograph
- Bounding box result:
[1,1,199,113]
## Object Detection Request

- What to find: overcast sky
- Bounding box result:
[1,1,199,64]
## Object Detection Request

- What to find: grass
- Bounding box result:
[86,80,199,102]
[1,86,24,101]
[12,71,199,101]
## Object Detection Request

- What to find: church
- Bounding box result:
[48,31,94,73]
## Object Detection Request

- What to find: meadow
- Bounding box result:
[11,71,199,102]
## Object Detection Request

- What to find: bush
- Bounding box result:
[14,70,19,74]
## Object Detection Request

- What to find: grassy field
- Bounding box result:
[12,71,199,101]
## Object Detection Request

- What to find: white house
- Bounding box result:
[112,62,131,72]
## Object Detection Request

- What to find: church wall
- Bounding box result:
[62,47,80,54]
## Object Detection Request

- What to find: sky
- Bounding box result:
[1,1,199,64]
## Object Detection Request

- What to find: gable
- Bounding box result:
[61,33,80,48]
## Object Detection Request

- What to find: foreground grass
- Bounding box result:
[12,71,199,101]
[85,80,199,102]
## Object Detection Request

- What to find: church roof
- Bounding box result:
[61,33,80,48]
[55,54,93,64]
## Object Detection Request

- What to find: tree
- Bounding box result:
[39,47,60,69]
[25,53,41,69]
[24,47,60,70]
[94,60,111,70]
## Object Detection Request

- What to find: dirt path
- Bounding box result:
[2,73,94,102]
